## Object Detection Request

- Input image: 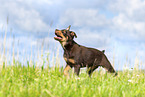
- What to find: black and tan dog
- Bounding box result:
[54,26,117,77]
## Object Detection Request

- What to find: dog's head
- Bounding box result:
[54,25,77,45]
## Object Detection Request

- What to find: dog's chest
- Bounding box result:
[63,52,75,65]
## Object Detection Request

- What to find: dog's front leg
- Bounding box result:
[63,65,72,78]
[74,65,80,76]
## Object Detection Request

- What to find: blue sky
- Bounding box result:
[0,0,145,70]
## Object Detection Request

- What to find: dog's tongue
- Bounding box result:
[54,37,62,40]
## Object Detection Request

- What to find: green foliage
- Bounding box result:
[0,64,145,97]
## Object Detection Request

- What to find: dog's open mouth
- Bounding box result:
[54,34,63,40]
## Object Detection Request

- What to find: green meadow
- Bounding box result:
[0,64,145,97]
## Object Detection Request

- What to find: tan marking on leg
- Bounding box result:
[64,57,67,62]
[68,59,75,64]
[64,57,75,64]
[63,65,71,77]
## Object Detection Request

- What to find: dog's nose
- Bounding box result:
[55,29,59,35]
[55,29,59,34]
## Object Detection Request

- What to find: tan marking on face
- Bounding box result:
[63,65,71,76]
[61,36,68,48]
[55,30,65,40]
[55,30,69,48]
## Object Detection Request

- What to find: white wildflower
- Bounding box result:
[128,80,132,82]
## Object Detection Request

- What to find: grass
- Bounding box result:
[0,63,145,97]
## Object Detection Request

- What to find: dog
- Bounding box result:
[54,25,117,77]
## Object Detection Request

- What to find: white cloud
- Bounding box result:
[109,0,145,40]
[59,8,111,28]
[0,0,54,33]
[15,9,48,32]
[109,0,145,14]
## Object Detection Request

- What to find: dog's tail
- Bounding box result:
[102,50,105,53]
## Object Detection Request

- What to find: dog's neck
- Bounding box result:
[61,40,77,51]
[62,40,78,58]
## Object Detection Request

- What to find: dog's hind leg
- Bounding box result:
[88,65,99,77]
[101,61,115,73]
[100,56,117,76]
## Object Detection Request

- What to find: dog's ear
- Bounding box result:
[66,25,71,30]
[70,31,77,38]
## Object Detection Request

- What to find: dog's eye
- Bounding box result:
[63,31,67,35]
[63,31,66,34]
[63,31,67,36]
